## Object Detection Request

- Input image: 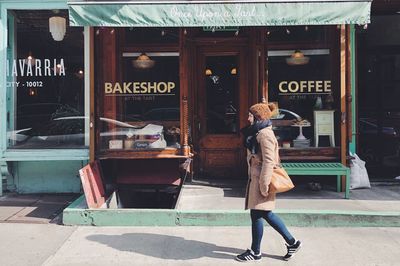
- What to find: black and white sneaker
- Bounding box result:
[283,240,302,261]
[236,249,262,262]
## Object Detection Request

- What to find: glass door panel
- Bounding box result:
[205,55,238,134]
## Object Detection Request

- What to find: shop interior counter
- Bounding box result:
[97,148,191,159]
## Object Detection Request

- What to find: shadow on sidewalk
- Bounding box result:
[87,233,283,261]
[0,193,79,223]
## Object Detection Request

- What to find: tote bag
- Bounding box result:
[269,165,294,193]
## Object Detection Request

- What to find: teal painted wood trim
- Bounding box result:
[15,160,85,193]
[6,13,15,141]
[0,8,7,156]
[349,25,357,153]
[282,163,349,174]
[3,149,89,161]
[281,162,350,199]
[0,161,5,196]
[6,13,18,151]
[63,197,400,227]
[285,169,348,175]
[0,1,67,9]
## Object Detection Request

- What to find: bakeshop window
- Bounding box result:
[99,52,180,152]
[266,26,340,149]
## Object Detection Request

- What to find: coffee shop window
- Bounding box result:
[6,10,85,149]
[267,49,340,149]
[99,53,180,151]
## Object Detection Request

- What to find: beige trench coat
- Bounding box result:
[245,126,280,210]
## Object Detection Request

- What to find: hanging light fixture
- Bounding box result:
[28,88,38,97]
[52,63,64,75]
[75,69,84,79]
[286,50,310,66]
[132,53,155,69]
[25,52,36,66]
[49,16,66,41]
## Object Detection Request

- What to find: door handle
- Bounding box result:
[198,122,201,131]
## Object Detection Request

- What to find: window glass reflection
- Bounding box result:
[206,56,238,134]
[6,10,85,149]
[99,54,180,151]
[268,49,338,148]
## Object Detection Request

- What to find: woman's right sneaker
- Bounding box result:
[283,240,302,261]
[236,249,262,262]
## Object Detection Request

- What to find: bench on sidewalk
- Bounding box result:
[281,162,350,199]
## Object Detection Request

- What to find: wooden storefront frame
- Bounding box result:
[94,28,190,160]
[91,26,351,172]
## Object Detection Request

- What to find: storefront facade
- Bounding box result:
[0,1,89,195]
[0,0,371,198]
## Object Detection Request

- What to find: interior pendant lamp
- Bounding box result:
[49,16,66,41]
[132,53,155,69]
[25,52,36,66]
[286,50,309,66]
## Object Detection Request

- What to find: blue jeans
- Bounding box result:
[250,209,295,254]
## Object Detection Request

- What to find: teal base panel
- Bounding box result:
[63,196,400,227]
[15,160,86,193]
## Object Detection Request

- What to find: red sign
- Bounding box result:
[79,161,106,208]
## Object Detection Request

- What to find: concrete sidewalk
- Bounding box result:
[177,179,400,212]
[1,189,399,265]
[0,193,78,224]
[0,224,399,266]
[1,181,400,226]
[61,180,400,227]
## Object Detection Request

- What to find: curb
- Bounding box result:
[63,195,400,227]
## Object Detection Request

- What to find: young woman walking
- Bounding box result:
[236,102,302,262]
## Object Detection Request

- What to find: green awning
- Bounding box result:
[68,0,371,27]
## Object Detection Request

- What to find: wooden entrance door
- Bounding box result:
[194,47,249,178]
